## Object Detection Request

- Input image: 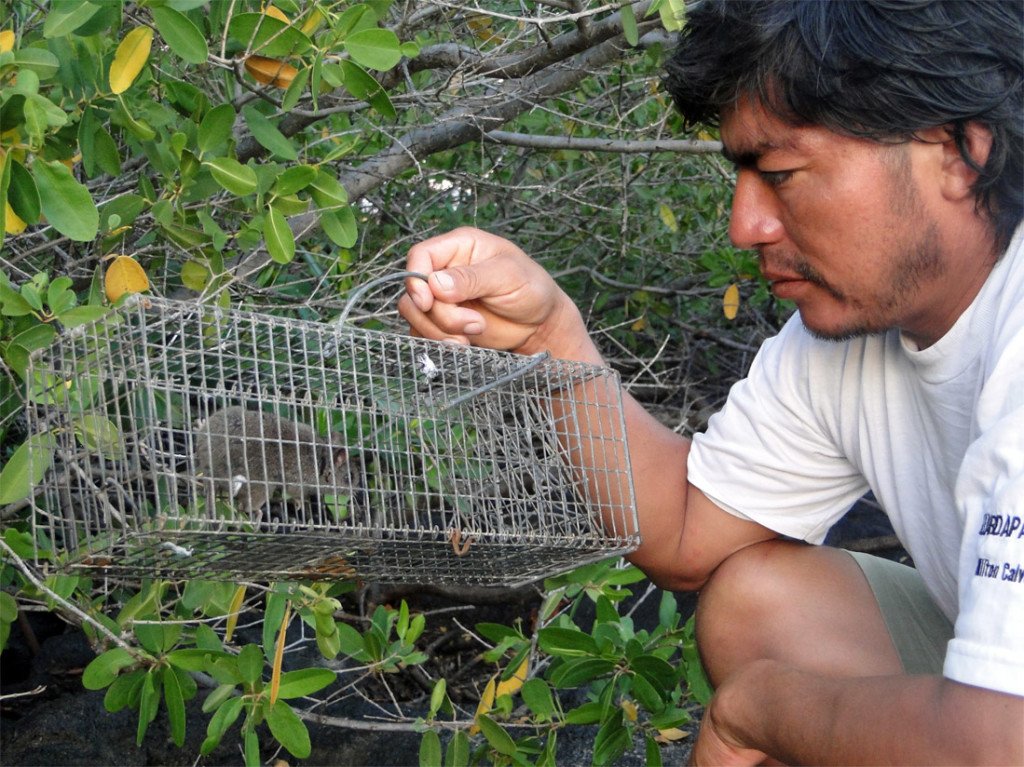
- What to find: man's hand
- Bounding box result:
[399,227,596,360]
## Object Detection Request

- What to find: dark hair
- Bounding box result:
[664,0,1023,248]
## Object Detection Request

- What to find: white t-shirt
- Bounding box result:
[687,225,1024,696]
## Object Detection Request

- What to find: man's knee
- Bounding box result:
[695,540,801,682]
[694,541,901,684]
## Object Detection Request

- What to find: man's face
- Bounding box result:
[719,98,988,347]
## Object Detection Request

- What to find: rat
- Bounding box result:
[192,405,357,519]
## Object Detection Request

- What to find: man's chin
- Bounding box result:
[798,312,887,343]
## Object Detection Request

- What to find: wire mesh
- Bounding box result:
[24,293,639,586]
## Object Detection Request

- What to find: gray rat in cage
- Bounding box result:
[192,405,361,521]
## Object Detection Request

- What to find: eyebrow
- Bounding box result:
[721,138,795,168]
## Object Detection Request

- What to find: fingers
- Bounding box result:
[406,227,532,305]
[396,291,474,346]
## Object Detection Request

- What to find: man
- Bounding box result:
[398,1,1023,763]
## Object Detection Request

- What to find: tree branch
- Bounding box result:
[483,131,721,154]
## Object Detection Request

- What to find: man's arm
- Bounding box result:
[399,227,776,590]
[696,659,1024,766]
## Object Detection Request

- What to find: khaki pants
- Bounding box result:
[849,551,954,675]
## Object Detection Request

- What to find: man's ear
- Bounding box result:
[918,122,993,202]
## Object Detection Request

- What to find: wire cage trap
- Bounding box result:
[23,289,640,587]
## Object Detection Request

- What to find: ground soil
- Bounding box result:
[1,500,899,766]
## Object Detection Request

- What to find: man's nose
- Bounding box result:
[728,170,784,250]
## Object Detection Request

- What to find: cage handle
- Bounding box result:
[337,270,552,408]
[336,271,428,326]
[440,350,550,411]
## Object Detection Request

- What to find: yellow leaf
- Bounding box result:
[300,8,325,35]
[269,603,291,705]
[109,26,153,95]
[621,699,638,722]
[4,201,26,235]
[722,282,740,320]
[0,29,14,53]
[495,656,529,698]
[658,202,678,233]
[262,4,290,23]
[469,675,497,735]
[631,316,647,333]
[224,584,247,643]
[104,255,150,302]
[244,55,298,89]
[656,727,690,742]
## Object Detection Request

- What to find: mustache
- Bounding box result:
[762,252,846,302]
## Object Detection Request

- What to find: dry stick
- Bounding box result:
[0,538,141,658]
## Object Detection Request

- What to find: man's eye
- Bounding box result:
[760,169,793,187]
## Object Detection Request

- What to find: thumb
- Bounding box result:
[427,255,529,305]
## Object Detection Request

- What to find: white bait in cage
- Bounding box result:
[22,286,639,586]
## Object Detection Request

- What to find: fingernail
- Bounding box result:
[433,271,454,291]
[463,321,483,335]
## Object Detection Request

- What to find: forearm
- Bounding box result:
[708,659,1024,765]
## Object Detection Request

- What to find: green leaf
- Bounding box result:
[335,621,367,660]
[32,160,99,241]
[43,1,101,38]
[338,60,395,119]
[198,103,236,155]
[263,207,296,264]
[12,49,61,79]
[445,729,471,767]
[163,666,187,747]
[549,657,616,689]
[135,622,182,654]
[58,305,109,328]
[265,700,311,759]
[83,647,137,690]
[592,709,631,767]
[0,433,55,505]
[428,678,446,718]
[419,730,442,767]
[475,622,524,644]
[273,165,317,196]
[228,13,313,57]
[0,277,34,317]
[202,695,244,754]
[537,626,599,657]
[319,206,358,248]
[167,647,230,672]
[658,590,678,630]
[244,728,260,767]
[280,66,310,112]
[11,323,56,354]
[681,615,713,705]
[621,4,640,46]
[103,669,145,713]
[521,678,556,719]
[8,160,40,224]
[476,714,516,757]
[0,592,17,624]
[242,104,297,161]
[630,670,665,713]
[308,169,348,209]
[343,28,402,71]
[152,6,208,64]
[274,667,336,699]
[75,414,124,457]
[648,706,692,731]
[237,643,264,686]
[202,684,237,714]
[137,671,159,745]
[205,157,257,196]
[645,734,664,767]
